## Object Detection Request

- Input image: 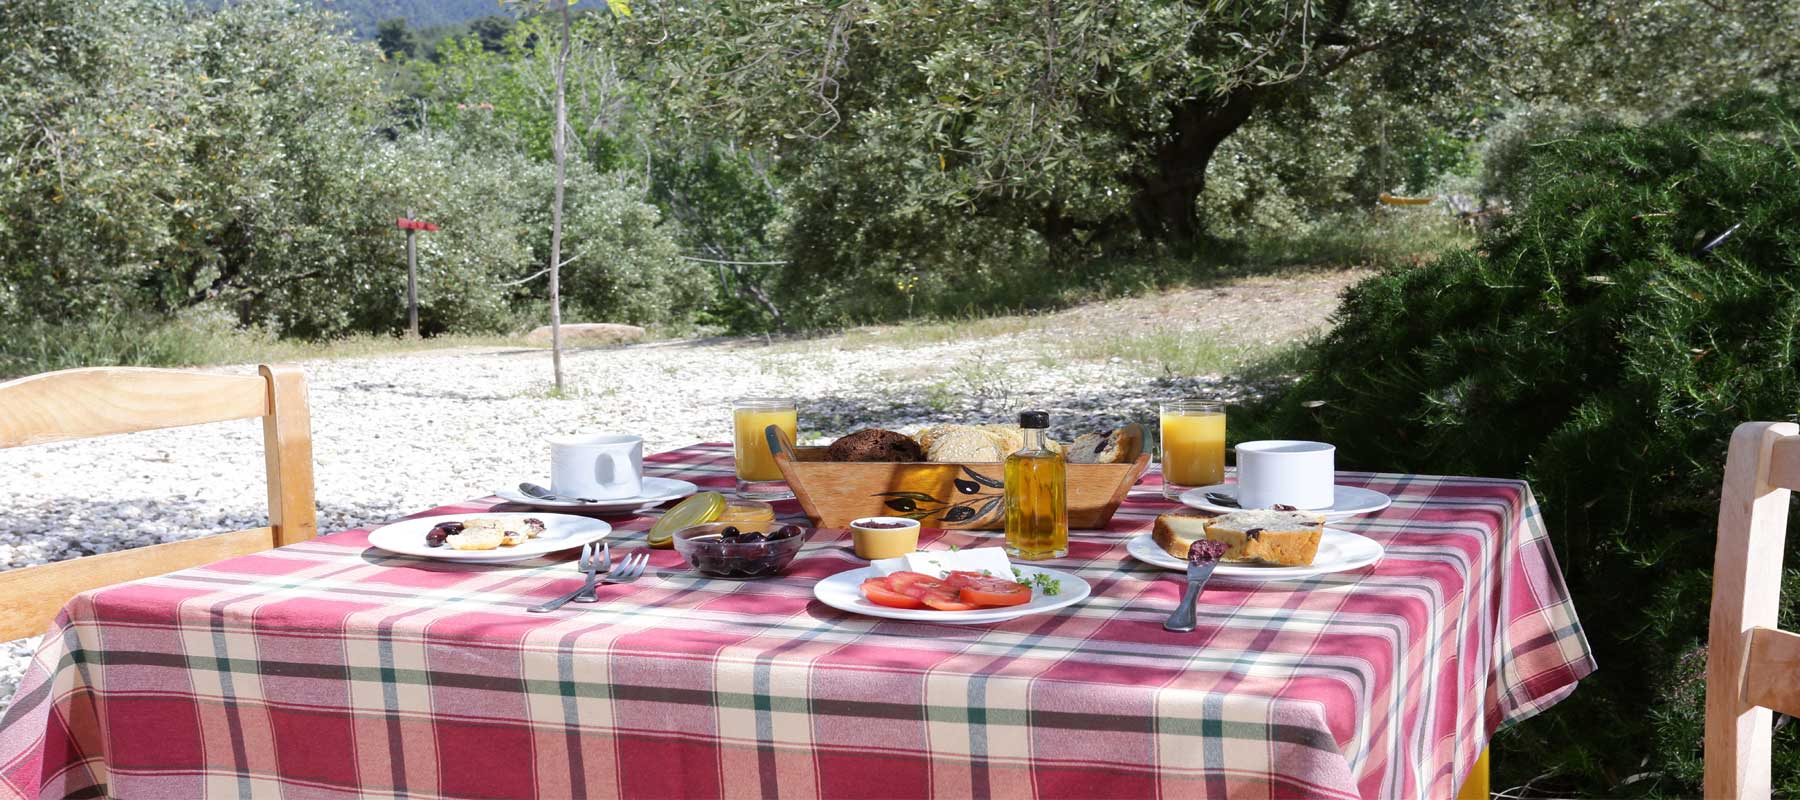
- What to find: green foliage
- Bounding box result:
[376,18,417,59]
[0,0,697,362]
[636,0,1508,245]
[1252,90,1800,795]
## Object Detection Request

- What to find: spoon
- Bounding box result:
[518,482,597,504]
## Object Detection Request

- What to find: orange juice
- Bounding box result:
[1160,405,1226,487]
[733,405,797,481]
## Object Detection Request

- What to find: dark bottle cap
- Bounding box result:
[1019,410,1050,429]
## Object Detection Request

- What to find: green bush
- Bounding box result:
[1252,90,1800,795]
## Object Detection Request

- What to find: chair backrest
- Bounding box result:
[1707,421,1800,798]
[0,365,315,641]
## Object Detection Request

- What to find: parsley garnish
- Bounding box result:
[1011,568,1062,596]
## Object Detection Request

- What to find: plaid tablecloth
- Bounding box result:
[0,444,1594,799]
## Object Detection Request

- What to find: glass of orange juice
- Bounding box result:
[1160,401,1225,500]
[732,397,797,499]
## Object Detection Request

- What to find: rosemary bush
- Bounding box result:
[1256,90,1800,795]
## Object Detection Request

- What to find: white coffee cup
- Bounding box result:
[1235,440,1336,510]
[549,434,644,500]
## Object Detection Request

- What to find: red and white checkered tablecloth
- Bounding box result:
[0,443,1593,799]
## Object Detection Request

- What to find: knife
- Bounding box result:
[1164,540,1227,632]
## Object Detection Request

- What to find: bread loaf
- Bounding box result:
[925,428,1004,462]
[827,429,927,462]
[1067,424,1143,464]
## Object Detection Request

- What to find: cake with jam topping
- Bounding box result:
[1202,509,1325,566]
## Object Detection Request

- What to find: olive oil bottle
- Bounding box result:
[1004,410,1068,559]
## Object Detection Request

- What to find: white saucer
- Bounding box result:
[812,565,1090,625]
[368,512,612,564]
[1177,483,1392,520]
[493,477,699,513]
[1125,530,1383,579]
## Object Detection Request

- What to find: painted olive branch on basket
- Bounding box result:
[872,467,1005,524]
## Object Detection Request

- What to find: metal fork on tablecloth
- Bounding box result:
[528,542,605,613]
[579,552,649,599]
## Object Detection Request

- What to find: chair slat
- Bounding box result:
[0,367,269,448]
[0,527,279,642]
[1768,435,1800,493]
[1743,626,1800,718]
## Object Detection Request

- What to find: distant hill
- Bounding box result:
[219,1,506,38]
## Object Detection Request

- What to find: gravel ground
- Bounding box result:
[0,267,1369,706]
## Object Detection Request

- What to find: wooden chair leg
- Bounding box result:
[1456,747,1490,800]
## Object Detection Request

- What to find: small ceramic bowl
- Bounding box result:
[849,516,922,560]
[674,522,810,579]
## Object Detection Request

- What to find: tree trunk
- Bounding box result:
[547,2,571,393]
[1129,90,1260,243]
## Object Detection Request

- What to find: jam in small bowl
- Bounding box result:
[849,516,921,560]
[673,522,811,579]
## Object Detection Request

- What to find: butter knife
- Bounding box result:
[1164,540,1227,632]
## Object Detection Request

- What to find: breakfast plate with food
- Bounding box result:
[1127,510,1384,579]
[1177,484,1392,520]
[812,547,1090,624]
[367,512,612,564]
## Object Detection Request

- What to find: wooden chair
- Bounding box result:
[0,365,315,641]
[1707,421,1800,798]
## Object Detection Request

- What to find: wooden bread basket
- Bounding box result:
[766,425,1149,530]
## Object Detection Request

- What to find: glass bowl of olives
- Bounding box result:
[673,522,811,579]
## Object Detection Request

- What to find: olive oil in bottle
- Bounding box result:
[1004,410,1068,560]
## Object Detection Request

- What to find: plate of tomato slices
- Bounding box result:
[813,566,1090,624]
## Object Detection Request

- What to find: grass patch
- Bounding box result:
[770,313,1046,352]
[0,310,539,379]
[1051,330,1308,379]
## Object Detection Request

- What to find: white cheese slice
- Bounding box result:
[869,556,911,576]
[900,547,1014,579]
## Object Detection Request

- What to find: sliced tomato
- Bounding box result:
[887,571,948,599]
[920,593,979,611]
[862,578,926,609]
[886,571,941,592]
[961,583,1031,607]
[940,571,985,590]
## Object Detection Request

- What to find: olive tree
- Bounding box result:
[631,0,1514,245]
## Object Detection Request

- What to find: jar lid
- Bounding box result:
[716,498,776,523]
[1019,410,1050,429]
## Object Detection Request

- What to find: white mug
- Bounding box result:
[1235,440,1335,510]
[549,434,644,500]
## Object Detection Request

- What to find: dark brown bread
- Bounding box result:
[827,429,927,462]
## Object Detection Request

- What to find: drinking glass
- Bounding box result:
[732,397,797,499]
[1159,401,1226,500]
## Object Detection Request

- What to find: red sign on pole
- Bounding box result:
[396,218,440,232]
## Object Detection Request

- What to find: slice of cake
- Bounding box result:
[1203,509,1326,566]
[1152,514,1212,561]
[447,526,505,551]
[449,517,543,549]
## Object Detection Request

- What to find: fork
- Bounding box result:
[586,552,650,596]
[527,543,603,613]
[572,543,619,603]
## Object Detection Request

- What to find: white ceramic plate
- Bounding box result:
[1178,483,1393,520]
[491,477,699,513]
[368,512,612,564]
[813,566,1091,625]
[1125,529,1383,579]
